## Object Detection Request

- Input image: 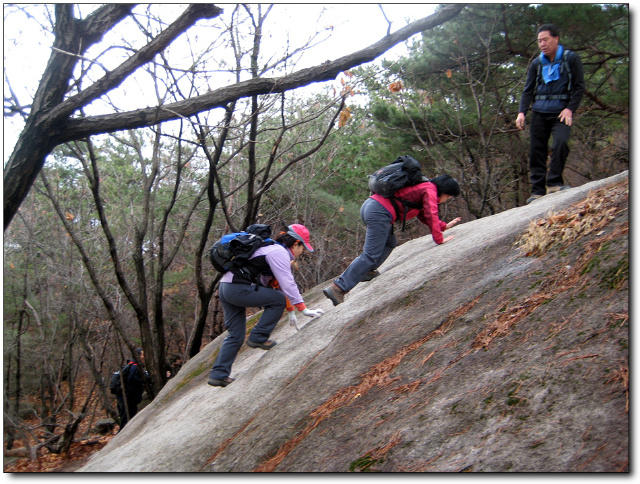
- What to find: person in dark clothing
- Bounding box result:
[516,23,585,204]
[323,174,461,306]
[116,348,146,431]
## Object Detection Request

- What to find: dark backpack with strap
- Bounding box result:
[209,224,274,282]
[109,363,132,395]
[368,156,427,231]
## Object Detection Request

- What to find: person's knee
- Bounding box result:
[553,140,569,154]
[255,288,286,311]
[224,322,247,343]
[225,334,243,345]
[270,291,286,309]
[361,250,380,262]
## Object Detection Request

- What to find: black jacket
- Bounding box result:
[120,360,145,403]
[519,49,585,115]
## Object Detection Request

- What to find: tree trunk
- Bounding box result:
[4,4,226,229]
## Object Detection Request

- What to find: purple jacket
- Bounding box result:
[220,243,304,305]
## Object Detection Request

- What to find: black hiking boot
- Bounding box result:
[208,377,235,387]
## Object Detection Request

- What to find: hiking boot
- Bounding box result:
[323,283,345,306]
[246,339,277,350]
[361,270,380,282]
[547,185,571,194]
[526,194,544,204]
[208,377,235,387]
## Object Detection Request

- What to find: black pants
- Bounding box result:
[116,394,139,430]
[529,111,572,195]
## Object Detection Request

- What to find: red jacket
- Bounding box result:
[371,181,448,244]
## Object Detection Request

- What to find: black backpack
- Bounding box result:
[109,364,131,395]
[209,224,274,281]
[368,156,427,231]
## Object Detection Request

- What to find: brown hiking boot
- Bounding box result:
[547,185,571,194]
[323,283,345,306]
[362,270,380,282]
[246,339,277,350]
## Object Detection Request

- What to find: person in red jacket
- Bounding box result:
[323,175,461,306]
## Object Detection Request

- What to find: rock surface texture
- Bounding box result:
[79,172,629,472]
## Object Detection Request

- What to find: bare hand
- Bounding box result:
[558,109,573,126]
[442,235,455,244]
[515,113,526,130]
[446,217,461,230]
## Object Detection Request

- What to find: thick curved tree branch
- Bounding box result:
[49,4,224,122]
[4,3,463,229]
[62,5,464,141]
[4,4,224,229]
[583,90,629,116]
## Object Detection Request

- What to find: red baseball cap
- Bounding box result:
[287,224,314,252]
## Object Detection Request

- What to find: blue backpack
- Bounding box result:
[209,224,274,279]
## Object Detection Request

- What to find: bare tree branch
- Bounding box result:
[62,5,464,141]
[49,4,224,122]
[4,4,463,229]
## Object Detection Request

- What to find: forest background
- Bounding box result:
[3,3,628,462]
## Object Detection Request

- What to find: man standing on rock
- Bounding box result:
[516,23,585,204]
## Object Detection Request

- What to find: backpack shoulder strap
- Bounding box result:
[535,50,573,95]
[390,196,423,232]
[562,49,573,91]
[230,238,275,284]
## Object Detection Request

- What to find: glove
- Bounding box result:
[288,312,299,331]
[302,308,324,318]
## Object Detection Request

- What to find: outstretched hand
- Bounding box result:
[446,217,462,230]
[302,308,324,318]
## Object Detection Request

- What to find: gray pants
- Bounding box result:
[209,283,286,380]
[334,197,397,293]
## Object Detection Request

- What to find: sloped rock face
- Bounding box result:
[79,172,628,473]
